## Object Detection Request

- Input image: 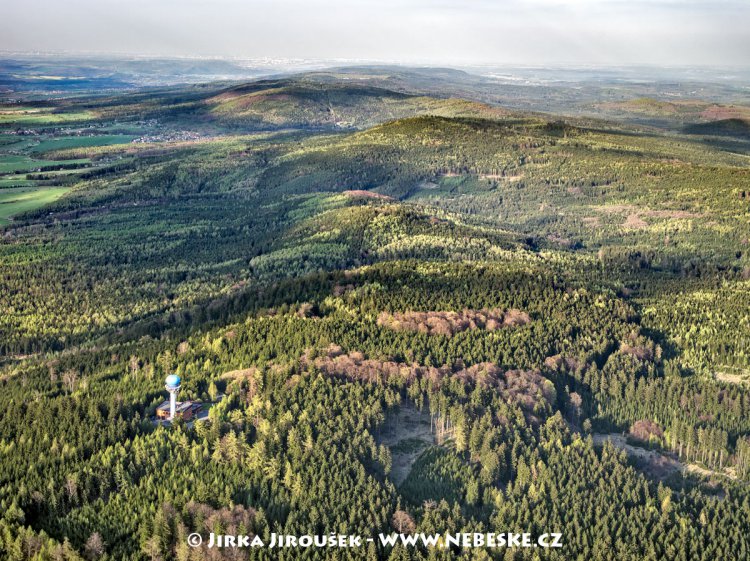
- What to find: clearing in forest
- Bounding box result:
[375,402,436,486]
[714,369,749,385]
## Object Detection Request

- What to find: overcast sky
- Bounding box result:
[2,0,748,66]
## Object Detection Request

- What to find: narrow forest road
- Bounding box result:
[592,433,736,481]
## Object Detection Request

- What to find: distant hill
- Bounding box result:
[202,79,509,130]
[0,56,266,95]
[684,118,750,139]
[596,97,750,123]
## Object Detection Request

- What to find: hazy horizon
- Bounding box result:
[2,0,749,67]
[3,52,750,72]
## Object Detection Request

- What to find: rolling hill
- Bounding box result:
[0,70,749,561]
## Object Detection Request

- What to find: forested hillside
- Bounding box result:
[0,73,749,560]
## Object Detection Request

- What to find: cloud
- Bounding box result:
[1,0,747,66]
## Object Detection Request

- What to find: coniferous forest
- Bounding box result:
[0,63,749,561]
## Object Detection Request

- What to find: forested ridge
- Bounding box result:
[0,75,749,560]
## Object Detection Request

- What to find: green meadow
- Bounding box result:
[0,187,70,225]
[0,154,90,173]
[0,177,36,188]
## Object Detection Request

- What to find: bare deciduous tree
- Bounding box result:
[84,532,105,560]
[62,369,78,393]
[391,509,416,534]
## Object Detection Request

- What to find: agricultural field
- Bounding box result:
[0,107,98,125]
[0,67,749,561]
[29,134,135,153]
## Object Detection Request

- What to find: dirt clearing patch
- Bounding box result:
[375,402,435,486]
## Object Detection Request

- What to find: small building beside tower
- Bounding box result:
[155,374,201,421]
[155,400,197,421]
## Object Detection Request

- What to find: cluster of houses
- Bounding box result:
[131,130,205,143]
